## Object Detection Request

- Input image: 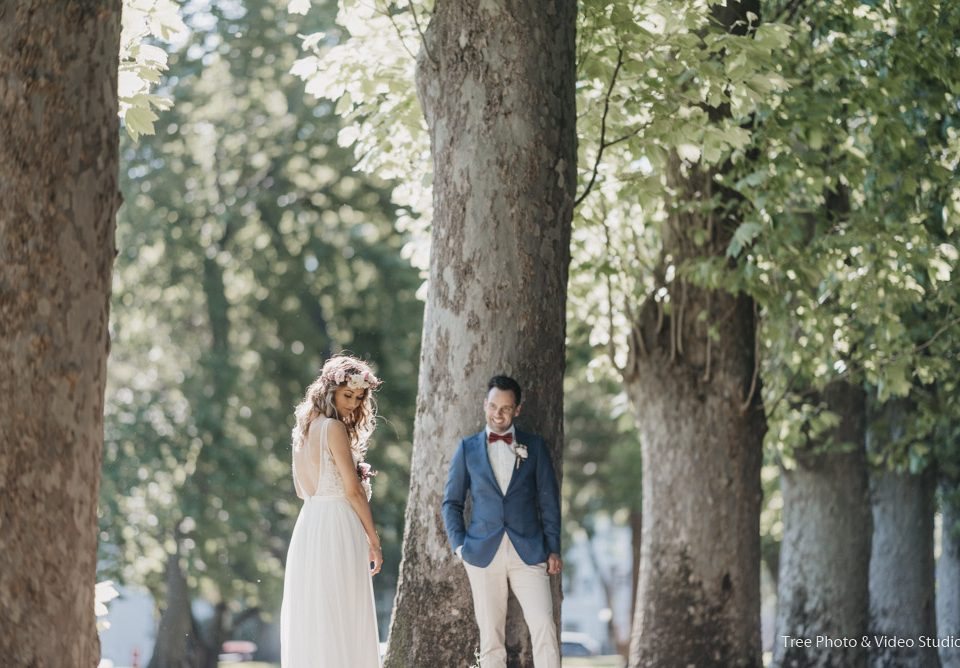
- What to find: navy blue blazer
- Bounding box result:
[442,428,561,567]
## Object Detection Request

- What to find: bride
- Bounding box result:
[280,355,384,667]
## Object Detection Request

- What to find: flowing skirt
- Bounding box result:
[280,496,381,667]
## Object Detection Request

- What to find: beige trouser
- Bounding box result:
[462,535,561,668]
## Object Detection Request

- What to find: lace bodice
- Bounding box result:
[292,418,369,499]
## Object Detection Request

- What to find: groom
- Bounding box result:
[442,375,562,668]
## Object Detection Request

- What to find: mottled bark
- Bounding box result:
[384,1,577,666]
[937,481,960,667]
[0,2,121,666]
[773,382,871,668]
[868,469,938,667]
[625,3,764,665]
[625,285,763,668]
[866,399,938,667]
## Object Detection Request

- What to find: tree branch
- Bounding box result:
[740,300,761,414]
[774,0,808,25]
[406,0,437,66]
[601,213,627,376]
[574,47,625,208]
[380,2,418,63]
[914,313,960,354]
[604,129,642,149]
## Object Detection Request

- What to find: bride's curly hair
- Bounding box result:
[292,355,382,458]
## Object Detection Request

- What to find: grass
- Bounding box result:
[562,657,626,668]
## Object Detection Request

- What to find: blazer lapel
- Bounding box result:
[473,431,503,496]
[503,429,527,495]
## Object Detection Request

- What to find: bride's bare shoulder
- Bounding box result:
[325,418,347,437]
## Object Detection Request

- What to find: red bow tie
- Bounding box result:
[489,432,513,445]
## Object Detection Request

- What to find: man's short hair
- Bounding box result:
[487,375,522,405]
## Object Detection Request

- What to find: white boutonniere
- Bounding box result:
[514,443,528,470]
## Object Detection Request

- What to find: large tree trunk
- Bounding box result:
[772,382,871,668]
[868,468,938,667]
[625,284,764,668]
[384,2,577,666]
[625,3,765,665]
[867,399,938,667]
[938,481,960,667]
[0,2,121,665]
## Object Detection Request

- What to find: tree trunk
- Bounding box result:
[625,3,764,665]
[938,481,960,667]
[868,468,938,667]
[384,2,577,666]
[625,285,763,668]
[0,2,121,665]
[148,550,209,668]
[865,397,938,667]
[772,382,871,668]
[628,507,642,654]
[205,602,228,668]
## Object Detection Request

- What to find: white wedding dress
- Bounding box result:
[280,417,381,667]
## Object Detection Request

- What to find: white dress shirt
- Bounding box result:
[486,425,517,495]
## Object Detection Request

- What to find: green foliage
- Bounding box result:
[285,0,960,585]
[290,0,434,272]
[570,0,959,472]
[562,330,642,543]
[119,0,187,141]
[569,0,794,380]
[100,0,422,630]
[735,1,960,467]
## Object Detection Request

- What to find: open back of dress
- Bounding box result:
[291,417,347,499]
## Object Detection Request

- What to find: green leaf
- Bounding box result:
[123,105,159,142]
[727,222,763,258]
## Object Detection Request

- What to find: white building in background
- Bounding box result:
[98,585,155,668]
[561,515,634,654]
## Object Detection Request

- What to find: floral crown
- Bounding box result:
[322,367,382,391]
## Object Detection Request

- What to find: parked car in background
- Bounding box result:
[219,640,257,662]
[561,631,601,657]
